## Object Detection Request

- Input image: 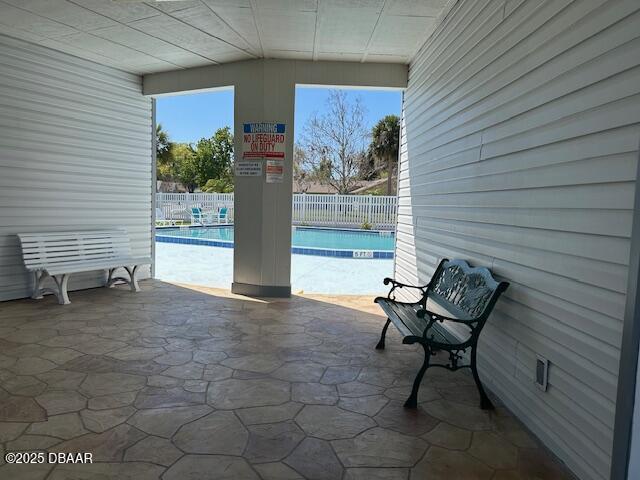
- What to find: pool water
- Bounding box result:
[157,226,394,251]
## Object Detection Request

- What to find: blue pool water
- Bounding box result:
[156,226,395,258]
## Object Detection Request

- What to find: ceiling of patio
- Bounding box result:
[0,0,449,75]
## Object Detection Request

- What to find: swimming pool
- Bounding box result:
[156,226,394,259]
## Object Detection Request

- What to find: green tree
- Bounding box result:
[202,178,234,193]
[156,126,234,192]
[171,143,198,192]
[192,126,234,189]
[156,124,174,181]
[370,115,400,195]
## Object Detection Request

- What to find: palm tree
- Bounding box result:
[156,123,171,163]
[370,115,400,195]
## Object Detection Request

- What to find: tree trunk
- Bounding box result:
[387,154,393,196]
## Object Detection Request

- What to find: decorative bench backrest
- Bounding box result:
[18,229,132,271]
[427,259,508,322]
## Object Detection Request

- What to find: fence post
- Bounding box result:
[301,193,306,224]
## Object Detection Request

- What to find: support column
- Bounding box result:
[231,60,295,297]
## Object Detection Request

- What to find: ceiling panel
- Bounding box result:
[257,10,316,53]
[207,4,261,55]
[151,3,258,56]
[67,0,162,24]
[369,15,436,56]
[0,2,78,39]
[89,24,208,69]
[256,0,317,12]
[0,0,449,74]
[316,7,378,54]
[2,0,118,31]
[385,0,449,17]
[127,14,250,63]
[53,31,166,65]
[204,0,251,6]
[322,0,384,9]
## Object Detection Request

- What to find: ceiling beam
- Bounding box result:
[142,58,407,96]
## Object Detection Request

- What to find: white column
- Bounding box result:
[232,60,295,297]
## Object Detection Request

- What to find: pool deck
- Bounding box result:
[156,243,394,295]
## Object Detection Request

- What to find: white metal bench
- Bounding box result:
[17,229,151,305]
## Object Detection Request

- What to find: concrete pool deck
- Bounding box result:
[156,243,394,295]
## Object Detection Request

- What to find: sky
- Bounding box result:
[156,87,402,144]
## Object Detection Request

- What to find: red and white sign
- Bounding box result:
[265,159,284,183]
[242,122,286,159]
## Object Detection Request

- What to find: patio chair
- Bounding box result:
[190,207,201,225]
[190,207,214,226]
[218,207,229,223]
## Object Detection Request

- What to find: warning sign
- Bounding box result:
[265,159,284,183]
[242,122,286,159]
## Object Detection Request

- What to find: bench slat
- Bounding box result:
[426,322,461,345]
[377,300,422,338]
[21,238,131,249]
[24,249,127,261]
[389,302,426,337]
[23,256,132,268]
[43,257,151,275]
[18,230,130,238]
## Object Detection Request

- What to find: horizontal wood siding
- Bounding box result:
[0,34,152,301]
[397,1,640,479]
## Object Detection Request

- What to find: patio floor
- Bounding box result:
[0,280,572,480]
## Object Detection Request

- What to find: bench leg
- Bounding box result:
[106,268,115,286]
[32,271,45,299]
[51,274,70,305]
[375,318,391,350]
[107,266,140,292]
[125,266,140,292]
[405,343,430,409]
[471,347,494,410]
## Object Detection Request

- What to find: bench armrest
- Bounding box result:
[383,278,429,300]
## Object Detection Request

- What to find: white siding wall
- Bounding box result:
[397,1,640,479]
[0,35,153,301]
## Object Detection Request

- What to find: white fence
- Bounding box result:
[156,192,397,229]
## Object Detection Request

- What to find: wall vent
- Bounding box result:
[536,356,549,391]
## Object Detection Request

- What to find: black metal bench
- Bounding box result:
[374,259,509,409]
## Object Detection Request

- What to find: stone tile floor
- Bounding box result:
[0,280,573,479]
